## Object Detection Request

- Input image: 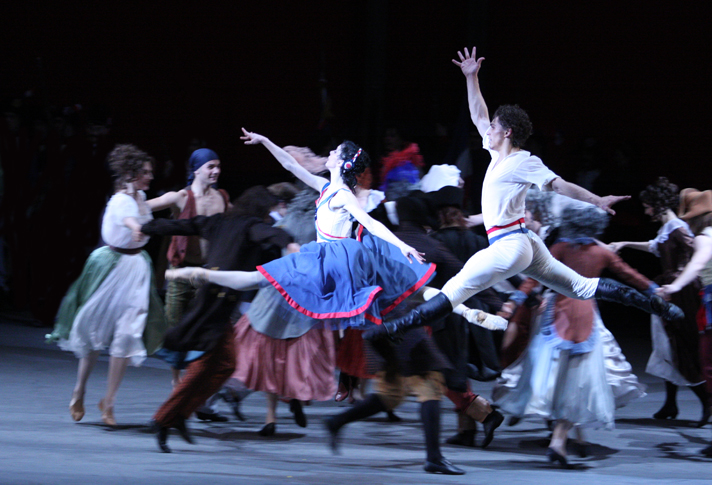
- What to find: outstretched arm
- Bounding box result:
[452,47,489,138]
[549,177,630,215]
[335,191,425,264]
[658,234,712,296]
[607,241,652,254]
[146,190,185,212]
[241,128,328,192]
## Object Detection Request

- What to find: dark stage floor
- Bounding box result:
[1,321,710,485]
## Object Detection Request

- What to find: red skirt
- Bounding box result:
[230,314,336,401]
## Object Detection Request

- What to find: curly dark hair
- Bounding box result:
[558,205,609,240]
[438,206,467,229]
[229,185,279,220]
[493,105,533,148]
[107,144,154,190]
[639,177,680,218]
[339,140,371,192]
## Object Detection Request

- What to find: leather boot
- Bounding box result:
[594,278,684,322]
[363,293,453,342]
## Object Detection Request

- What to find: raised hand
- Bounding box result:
[452,47,485,77]
[240,128,267,145]
[597,195,631,215]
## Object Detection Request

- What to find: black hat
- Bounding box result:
[425,185,464,209]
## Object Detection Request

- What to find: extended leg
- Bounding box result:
[165,267,266,291]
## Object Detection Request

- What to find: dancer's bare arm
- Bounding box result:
[607,241,651,253]
[549,177,630,215]
[452,47,489,137]
[146,190,187,212]
[335,190,425,264]
[241,128,328,192]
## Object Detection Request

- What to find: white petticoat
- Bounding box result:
[493,303,645,429]
[59,253,151,366]
[646,314,694,386]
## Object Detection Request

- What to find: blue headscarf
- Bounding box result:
[187,148,219,186]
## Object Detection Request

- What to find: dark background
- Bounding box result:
[1,0,710,328]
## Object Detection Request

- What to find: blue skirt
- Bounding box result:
[257,232,436,327]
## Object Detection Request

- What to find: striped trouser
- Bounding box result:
[153,325,236,426]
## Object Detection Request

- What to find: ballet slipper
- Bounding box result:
[462,308,508,331]
[98,399,117,426]
[69,393,85,422]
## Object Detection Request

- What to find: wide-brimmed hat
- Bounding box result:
[678,188,712,220]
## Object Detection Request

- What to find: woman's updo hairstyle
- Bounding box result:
[639,177,679,218]
[108,144,155,191]
[339,140,371,192]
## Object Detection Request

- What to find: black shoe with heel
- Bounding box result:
[258,422,276,436]
[424,457,465,475]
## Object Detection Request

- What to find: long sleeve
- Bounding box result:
[248,222,294,250]
[604,250,652,292]
[141,214,219,239]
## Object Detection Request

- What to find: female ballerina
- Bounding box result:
[655,188,712,455]
[493,205,648,467]
[46,144,167,426]
[609,178,708,425]
[167,129,506,332]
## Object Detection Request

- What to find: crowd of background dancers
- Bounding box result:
[40,47,712,474]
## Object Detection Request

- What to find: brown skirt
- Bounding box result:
[230,314,336,401]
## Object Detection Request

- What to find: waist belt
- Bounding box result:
[110,245,143,255]
[486,218,527,243]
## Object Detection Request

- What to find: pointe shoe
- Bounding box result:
[289,399,307,428]
[98,399,116,426]
[653,403,678,420]
[546,447,568,467]
[463,309,508,331]
[423,457,466,475]
[258,422,276,437]
[69,394,85,422]
[157,427,171,453]
[481,409,504,448]
[334,382,349,402]
[165,267,208,286]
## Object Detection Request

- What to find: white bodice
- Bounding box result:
[101,191,153,249]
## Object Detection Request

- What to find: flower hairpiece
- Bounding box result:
[343,148,362,171]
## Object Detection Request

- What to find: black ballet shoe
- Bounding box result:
[546,447,568,467]
[445,430,476,447]
[195,411,229,422]
[173,418,194,444]
[572,441,590,458]
[423,457,466,475]
[258,422,276,436]
[386,410,402,422]
[508,416,522,426]
[289,399,307,428]
[323,417,340,454]
[481,410,504,449]
[696,407,711,428]
[157,427,171,453]
[653,403,679,420]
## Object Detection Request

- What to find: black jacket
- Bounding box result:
[141,213,293,352]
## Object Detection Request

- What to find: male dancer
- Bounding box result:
[365,47,683,341]
[147,148,231,420]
